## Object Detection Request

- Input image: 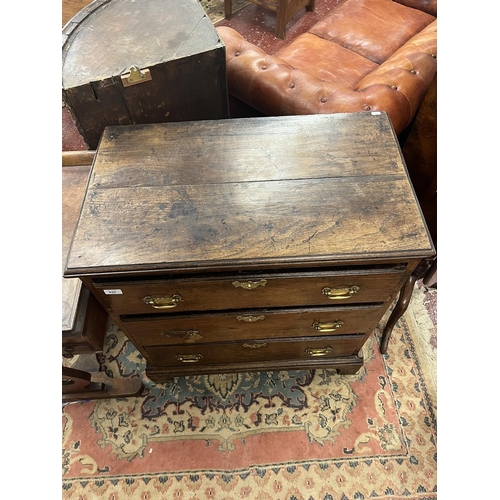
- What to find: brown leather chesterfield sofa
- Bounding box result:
[216,0,437,135]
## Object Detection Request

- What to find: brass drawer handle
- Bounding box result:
[322,286,359,300]
[305,346,332,357]
[242,342,268,349]
[312,320,344,332]
[236,314,265,323]
[232,279,267,290]
[175,354,203,363]
[143,294,182,309]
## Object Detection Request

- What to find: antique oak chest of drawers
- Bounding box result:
[64,113,435,383]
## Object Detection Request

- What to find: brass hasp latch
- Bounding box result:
[121,65,152,87]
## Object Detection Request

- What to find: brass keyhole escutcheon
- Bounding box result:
[242,342,268,349]
[236,315,265,323]
[232,279,267,290]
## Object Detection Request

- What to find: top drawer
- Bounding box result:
[93,267,406,315]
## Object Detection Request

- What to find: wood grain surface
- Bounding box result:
[65,113,434,277]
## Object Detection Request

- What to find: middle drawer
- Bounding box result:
[122,304,384,347]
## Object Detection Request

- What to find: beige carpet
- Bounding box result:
[406,281,437,415]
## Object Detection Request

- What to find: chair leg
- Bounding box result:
[306,0,316,12]
[275,1,287,39]
[380,274,417,354]
[224,0,232,19]
[63,354,143,403]
[422,258,437,288]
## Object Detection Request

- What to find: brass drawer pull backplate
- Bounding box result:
[143,294,182,309]
[322,286,359,300]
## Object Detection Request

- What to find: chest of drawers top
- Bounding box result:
[64,112,434,278]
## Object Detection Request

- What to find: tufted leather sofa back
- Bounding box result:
[217,0,437,135]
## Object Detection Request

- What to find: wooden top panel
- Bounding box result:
[65,113,434,277]
[62,0,221,89]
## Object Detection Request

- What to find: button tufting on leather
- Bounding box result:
[410,69,417,74]
[391,85,397,90]
[363,105,371,111]
[321,97,327,103]
[290,83,295,89]
[262,65,267,70]
[431,54,436,58]
[235,51,240,56]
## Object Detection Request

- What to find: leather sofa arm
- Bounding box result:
[393,0,437,17]
[354,20,437,132]
[217,23,436,135]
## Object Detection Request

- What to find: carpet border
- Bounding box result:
[63,316,436,487]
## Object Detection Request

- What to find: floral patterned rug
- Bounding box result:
[62,282,437,499]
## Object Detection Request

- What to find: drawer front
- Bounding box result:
[94,269,405,315]
[123,305,384,346]
[144,335,364,367]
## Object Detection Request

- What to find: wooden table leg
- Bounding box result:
[380,274,417,354]
[380,258,435,354]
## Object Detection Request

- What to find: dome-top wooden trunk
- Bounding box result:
[62,0,229,149]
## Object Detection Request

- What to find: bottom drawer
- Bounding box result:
[144,335,364,367]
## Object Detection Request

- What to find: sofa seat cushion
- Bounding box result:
[276,33,379,88]
[309,0,436,64]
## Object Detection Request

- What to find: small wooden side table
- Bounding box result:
[62,151,143,403]
[225,0,315,39]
